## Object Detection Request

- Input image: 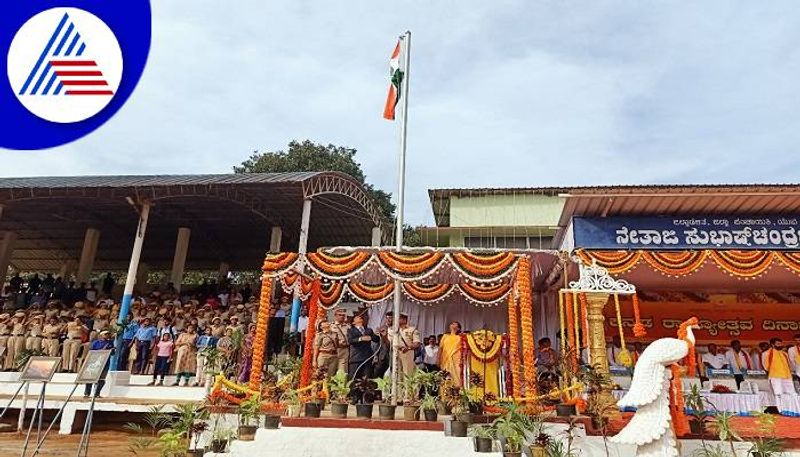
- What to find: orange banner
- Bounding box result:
[604,301,800,344]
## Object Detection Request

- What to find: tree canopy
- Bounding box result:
[234,140,395,223]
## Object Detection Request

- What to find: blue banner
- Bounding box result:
[573,215,800,250]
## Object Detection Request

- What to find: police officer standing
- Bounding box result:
[330,308,351,375]
[388,313,420,401]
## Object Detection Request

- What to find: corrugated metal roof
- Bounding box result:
[0,172,324,189]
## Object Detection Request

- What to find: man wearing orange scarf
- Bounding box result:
[787,334,800,381]
[762,337,796,397]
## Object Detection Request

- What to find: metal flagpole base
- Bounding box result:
[76,383,99,457]
[20,382,47,457]
[29,384,79,457]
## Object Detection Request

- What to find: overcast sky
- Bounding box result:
[4,1,800,225]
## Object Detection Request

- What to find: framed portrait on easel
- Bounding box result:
[75,350,113,384]
[20,356,61,382]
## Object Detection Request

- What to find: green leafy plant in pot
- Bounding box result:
[237,394,262,441]
[281,388,302,417]
[749,412,783,457]
[492,416,525,457]
[328,371,352,418]
[530,432,551,457]
[419,393,439,422]
[209,426,235,453]
[170,402,210,457]
[469,424,496,453]
[373,374,396,420]
[449,398,469,437]
[354,377,377,419]
[401,371,422,421]
[685,384,714,437]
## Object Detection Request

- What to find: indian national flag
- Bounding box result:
[382,39,403,120]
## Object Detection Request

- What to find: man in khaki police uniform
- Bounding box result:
[25,314,44,352]
[313,319,340,380]
[0,313,10,369]
[6,312,27,370]
[42,316,62,357]
[387,313,421,401]
[62,317,86,372]
[330,308,351,374]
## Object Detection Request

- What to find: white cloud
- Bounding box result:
[3,1,800,225]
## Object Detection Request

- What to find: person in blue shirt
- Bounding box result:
[84,331,115,397]
[117,316,140,371]
[193,327,217,387]
[132,317,158,375]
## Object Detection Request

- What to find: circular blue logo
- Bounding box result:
[1,1,151,150]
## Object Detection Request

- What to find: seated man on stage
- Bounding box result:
[725,339,751,389]
[701,343,728,372]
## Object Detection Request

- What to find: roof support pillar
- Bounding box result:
[170,228,191,292]
[76,228,101,285]
[269,226,282,253]
[217,262,230,282]
[0,231,17,290]
[113,201,150,370]
[58,260,76,281]
[290,198,312,333]
[371,227,382,247]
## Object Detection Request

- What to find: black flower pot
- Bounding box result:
[263,414,281,429]
[356,404,374,419]
[503,452,522,457]
[450,420,468,437]
[474,437,494,453]
[378,404,396,420]
[469,403,484,415]
[305,402,322,418]
[555,403,576,417]
[423,409,438,422]
[238,425,257,441]
[187,448,205,457]
[210,440,227,453]
[455,412,474,424]
[331,402,349,418]
[689,419,705,436]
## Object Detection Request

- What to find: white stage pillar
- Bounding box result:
[269,226,282,253]
[170,227,191,291]
[290,199,312,332]
[371,227,382,247]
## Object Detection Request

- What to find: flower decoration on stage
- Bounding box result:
[465,329,503,363]
[451,251,517,280]
[563,291,577,369]
[306,251,372,279]
[248,272,273,390]
[579,248,800,280]
[506,288,522,397]
[377,251,445,279]
[299,279,321,387]
[347,282,394,303]
[459,282,512,305]
[579,293,590,349]
[319,281,344,308]
[611,293,633,368]
[515,256,537,394]
[262,252,300,277]
[403,282,455,303]
[631,293,646,338]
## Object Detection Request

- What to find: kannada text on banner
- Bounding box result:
[604,301,800,344]
[573,215,800,250]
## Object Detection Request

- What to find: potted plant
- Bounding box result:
[492,416,524,457]
[209,426,235,453]
[469,424,496,453]
[328,371,352,418]
[530,432,551,457]
[237,394,262,441]
[373,374,396,420]
[304,396,323,418]
[709,412,742,457]
[170,403,210,457]
[354,377,377,419]
[685,384,713,437]
[402,372,422,421]
[419,393,439,422]
[280,388,302,417]
[449,399,469,437]
[749,412,783,457]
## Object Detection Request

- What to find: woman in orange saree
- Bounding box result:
[438,321,463,386]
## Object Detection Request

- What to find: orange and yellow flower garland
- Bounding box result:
[506,289,522,397]
[299,279,321,388]
[515,257,536,394]
[579,293,589,348]
[631,293,646,337]
[564,291,577,369]
[248,275,273,390]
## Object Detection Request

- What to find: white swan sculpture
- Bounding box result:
[610,317,699,457]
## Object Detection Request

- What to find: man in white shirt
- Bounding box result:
[423,335,439,372]
[702,343,728,375]
[724,339,751,388]
[297,308,309,355]
[788,333,800,380]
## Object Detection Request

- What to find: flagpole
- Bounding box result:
[391,30,411,406]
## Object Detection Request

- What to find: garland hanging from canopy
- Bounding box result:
[577,248,800,279]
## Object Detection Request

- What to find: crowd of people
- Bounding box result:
[0,272,301,392]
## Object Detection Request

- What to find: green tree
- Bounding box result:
[234,140,395,222]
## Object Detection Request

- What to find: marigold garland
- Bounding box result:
[631,294,646,337]
[515,257,536,394]
[670,364,690,437]
[678,317,698,377]
[377,251,445,277]
[348,282,394,303]
[564,291,577,369]
[248,274,273,390]
[299,279,321,388]
[306,251,372,278]
[459,282,512,303]
[507,289,522,397]
[465,331,504,363]
[319,281,344,307]
[558,290,566,354]
[451,252,517,279]
[262,252,300,276]
[403,283,455,302]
